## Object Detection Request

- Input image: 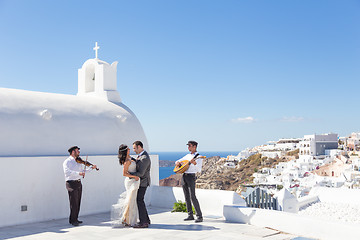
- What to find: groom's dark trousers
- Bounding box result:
[131,150,151,225]
[137,186,150,224]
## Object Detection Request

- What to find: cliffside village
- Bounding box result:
[222,132,360,197]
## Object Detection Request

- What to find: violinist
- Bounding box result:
[63,146,97,226]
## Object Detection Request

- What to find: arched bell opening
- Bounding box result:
[84,64,96,93]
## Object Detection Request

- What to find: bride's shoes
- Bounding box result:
[122,220,131,227]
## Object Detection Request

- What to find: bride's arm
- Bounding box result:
[123,161,139,181]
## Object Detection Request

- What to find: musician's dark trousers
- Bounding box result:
[182,173,202,218]
[137,187,150,224]
[66,180,82,224]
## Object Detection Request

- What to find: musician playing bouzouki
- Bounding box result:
[175,140,203,223]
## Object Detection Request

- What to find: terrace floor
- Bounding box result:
[0,207,313,240]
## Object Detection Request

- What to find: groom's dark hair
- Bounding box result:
[133,141,143,148]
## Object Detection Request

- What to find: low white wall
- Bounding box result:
[297,195,319,210]
[309,187,360,204]
[0,154,158,228]
[148,186,245,217]
[223,205,360,240]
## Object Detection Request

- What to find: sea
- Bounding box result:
[153,151,239,180]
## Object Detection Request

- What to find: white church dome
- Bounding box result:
[0,48,148,156]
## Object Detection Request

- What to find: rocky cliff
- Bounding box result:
[159,173,182,186]
[159,154,295,193]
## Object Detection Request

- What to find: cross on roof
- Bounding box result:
[93,42,100,59]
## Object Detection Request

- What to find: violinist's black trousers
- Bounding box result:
[66,180,82,224]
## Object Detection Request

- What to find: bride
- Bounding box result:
[111,144,140,227]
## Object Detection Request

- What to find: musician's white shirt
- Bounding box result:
[63,156,92,181]
[176,152,203,174]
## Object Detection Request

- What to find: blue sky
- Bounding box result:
[0,0,359,151]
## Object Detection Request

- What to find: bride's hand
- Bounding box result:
[134,176,139,181]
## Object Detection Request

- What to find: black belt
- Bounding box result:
[67,179,81,182]
[184,173,195,175]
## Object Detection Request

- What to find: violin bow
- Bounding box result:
[82,155,88,178]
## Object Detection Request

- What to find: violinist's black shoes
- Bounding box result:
[195,217,203,223]
[71,222,79,226]
[77,220,83,224]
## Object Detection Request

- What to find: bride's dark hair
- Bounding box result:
[118,144,128,165]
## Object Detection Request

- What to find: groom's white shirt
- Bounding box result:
[137,150,145,159]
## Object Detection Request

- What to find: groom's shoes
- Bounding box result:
[184,216,195,221]
[71,222,80,226]
[136,221,151,225]
[69,220,82,226]
[195,217,203,223]
[133,223,149,228]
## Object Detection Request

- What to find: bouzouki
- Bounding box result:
[173,154,206,174]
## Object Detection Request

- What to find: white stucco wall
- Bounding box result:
[276,188,299,213]
[0,154,158,228]
[297,195,319,210]
[223,205,360,240]
[148,186,246,217]
[309,187,360,204]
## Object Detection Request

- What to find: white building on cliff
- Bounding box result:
[299,133,338,163]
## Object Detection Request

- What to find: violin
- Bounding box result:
[75,156,99,171]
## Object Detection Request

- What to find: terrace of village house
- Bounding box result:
[0,206,307,240]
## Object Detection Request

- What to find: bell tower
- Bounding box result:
[77,42,121,103]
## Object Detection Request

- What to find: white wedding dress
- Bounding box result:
[111,161,140,227]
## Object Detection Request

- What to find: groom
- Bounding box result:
[130,140,151,228]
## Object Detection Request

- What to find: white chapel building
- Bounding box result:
[0,43,158,227]
[0,42,148,156]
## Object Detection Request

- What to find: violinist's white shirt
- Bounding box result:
[63,156,92,181]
